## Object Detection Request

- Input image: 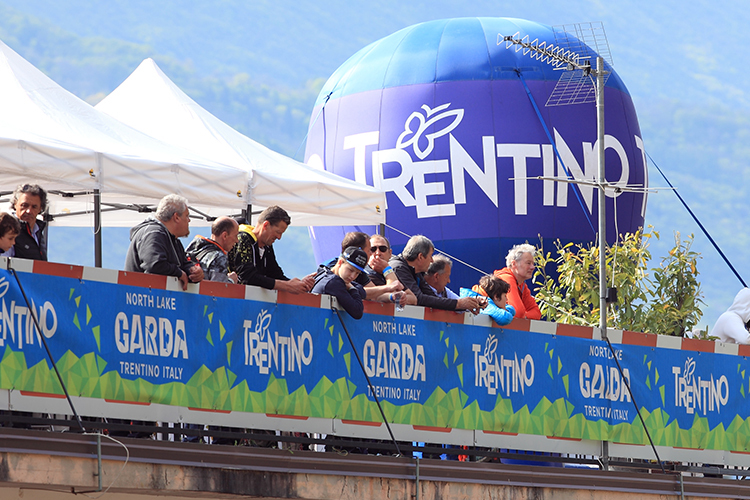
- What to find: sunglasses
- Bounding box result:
[370,245,390,253]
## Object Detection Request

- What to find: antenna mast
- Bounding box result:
[499,23,612,338]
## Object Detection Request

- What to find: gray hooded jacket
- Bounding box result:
[124,217,193,278]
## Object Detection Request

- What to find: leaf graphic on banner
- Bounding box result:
[92,325,100,351]
[456,363,463,387]
[96,354,106,376]
[344,352,351,378]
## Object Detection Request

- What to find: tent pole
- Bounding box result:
[94,189,102,268]
[243,204,252,225]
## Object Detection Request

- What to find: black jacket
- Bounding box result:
[312,265,365,319]
[13,219,47,261]
[389,254,458,310]
[227,225,288,289]
[124,217,193,277]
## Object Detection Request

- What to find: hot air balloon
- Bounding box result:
[305,17,646,288]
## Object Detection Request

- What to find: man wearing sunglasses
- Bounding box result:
[368,234,418,305]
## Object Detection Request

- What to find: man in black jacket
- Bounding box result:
[227,205,313,293]
[124,194,204,290]
[389,235,481,311]
[2,184,48,260]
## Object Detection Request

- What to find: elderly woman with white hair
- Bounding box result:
[493,243,541,320]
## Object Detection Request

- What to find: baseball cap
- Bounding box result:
[341,246,367,272]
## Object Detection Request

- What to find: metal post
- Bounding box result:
[94,189,102,268]
[596,56,607,340]
[596,56,610,473]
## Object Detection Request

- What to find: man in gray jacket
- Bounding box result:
[125,194,204,290]
[389,235,481,312]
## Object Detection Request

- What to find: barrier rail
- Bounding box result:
[1,256,749,467]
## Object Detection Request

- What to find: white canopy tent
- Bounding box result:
[95,58,384,228]
[0,40,253,226]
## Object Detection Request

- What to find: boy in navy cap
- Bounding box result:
[312,246,370,319]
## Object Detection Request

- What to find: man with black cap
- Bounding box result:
[312,246,371,319]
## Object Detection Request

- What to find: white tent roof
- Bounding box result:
[0,40,253,226]
[95,58,384,227]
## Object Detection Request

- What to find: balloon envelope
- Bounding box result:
[305,17,647,288]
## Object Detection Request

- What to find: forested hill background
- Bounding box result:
[0,0,748,329]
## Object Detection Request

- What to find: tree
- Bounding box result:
[533,227,704,336]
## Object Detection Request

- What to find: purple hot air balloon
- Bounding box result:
[305,17,647,289]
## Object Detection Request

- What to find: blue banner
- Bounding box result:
[0,267,746,453]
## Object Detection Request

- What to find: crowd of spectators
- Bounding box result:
[1,187,541,323]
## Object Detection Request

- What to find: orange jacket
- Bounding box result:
[493,267,541,320]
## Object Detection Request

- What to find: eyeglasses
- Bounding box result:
[370,245,390,253]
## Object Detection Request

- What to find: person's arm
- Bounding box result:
[264,246,290,281]
[275,277,312,294]
[484,300,516,326]
[498,273,525,319]
[520,283,542,320]
[327,279,364,319]
[363,281,402,300]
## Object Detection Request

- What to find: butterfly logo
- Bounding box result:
[484,334,498,364]
[396,103,464,159]
[254,309,272,341]
[683,357,696,385]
